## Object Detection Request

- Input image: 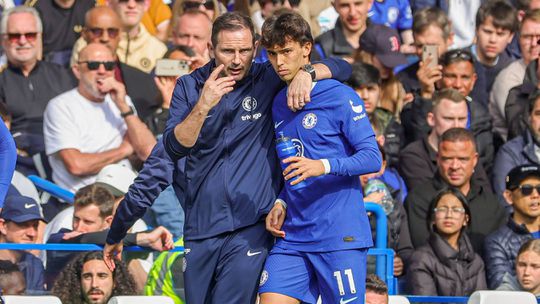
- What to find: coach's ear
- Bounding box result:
[208,42,214,59]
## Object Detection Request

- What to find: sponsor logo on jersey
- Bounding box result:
[387,7,399,24]
[302,113,317,129]
[350,100,366,121]
[274,120,284,129]
[259,270,269,286]
[247,250,262,257]
[340,296,358,304]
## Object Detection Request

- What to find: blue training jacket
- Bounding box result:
[161,58,351,241]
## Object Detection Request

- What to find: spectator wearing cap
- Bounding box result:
[484,165,540,289]
[407,187,487,296]
[0,195,46,293]
[399,48,494,179]
[314,0,373,61]
[493,93,540,197]
[405,128,506,254]
[354,23,409,115]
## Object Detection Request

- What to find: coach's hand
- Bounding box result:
[103,242,123,272]
[282,156,325,185]
[198,64,236,112]
[287,70,312,112]
[266,201,286,238]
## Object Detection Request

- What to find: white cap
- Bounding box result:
[95,164,137,197]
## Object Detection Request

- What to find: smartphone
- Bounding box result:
[155,59,190,77]
[422,45,438,68]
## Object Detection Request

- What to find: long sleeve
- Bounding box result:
[0,122,16,208]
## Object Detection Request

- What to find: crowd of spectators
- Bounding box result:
[1,0,540,302]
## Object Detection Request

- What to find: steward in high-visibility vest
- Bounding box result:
[145,238,185,304]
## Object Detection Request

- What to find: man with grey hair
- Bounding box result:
[170,9,212,67]
[0,5,76,167]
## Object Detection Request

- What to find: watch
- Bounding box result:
[302,64,316,81]
[120,106,135,118]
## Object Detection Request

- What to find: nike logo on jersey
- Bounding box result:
[274,120,284,129]
[24,203,35,209]
[340,296,358,304]
[247,250,262,257]
[206,114,213,119]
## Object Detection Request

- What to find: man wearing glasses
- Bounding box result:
[43,43,156,192]
[70,6,160,121]
[0,6,76,164]
[485,164,540,289]
[405,127,506,254]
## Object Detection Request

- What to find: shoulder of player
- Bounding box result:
[312,80,357,106]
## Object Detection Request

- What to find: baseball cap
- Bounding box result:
[505,165,540,190]
[95,164,137,197]
[0,195,45,223]
[359,24,408,68]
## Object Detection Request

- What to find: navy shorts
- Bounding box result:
[259,246,368,304]
[183,221,274,304]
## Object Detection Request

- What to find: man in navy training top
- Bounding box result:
[259,12,381,304]
[103,11,352,304]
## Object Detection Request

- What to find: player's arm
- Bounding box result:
[166,65,235,158]
[266,197,287,238]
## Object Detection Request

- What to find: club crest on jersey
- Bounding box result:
[242,96,258,112]
[259,270,269,286]
[350,99,367,121]
[302,113,317,129]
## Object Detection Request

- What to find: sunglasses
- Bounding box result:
[442,49,473,65]
[87,27,120,39]
[183,0,214,11]
[515,184,540,196]
[5,32,38,44]
[78,61,116,71]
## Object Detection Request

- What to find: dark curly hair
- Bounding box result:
[51,251,138,303]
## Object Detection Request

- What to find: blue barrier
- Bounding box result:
[364,202,390,291]
[28,175,74,203]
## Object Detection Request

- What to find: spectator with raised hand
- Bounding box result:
[490,9,540,142]
[498,239,540,296]
[71,6,161,122]
[52,251,137,304]
[44,43,156,192]
[407,188,487,296]
[400,49,495,179]
[0,196,46,293]
[485,165,540,289]
[494,92,540,197]
[405,128,506,253]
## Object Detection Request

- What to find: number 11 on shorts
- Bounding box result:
[333,269,357,295]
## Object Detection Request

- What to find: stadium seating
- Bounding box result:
[1,295,62,304]
[389,295,411,304]
[467,290,537,304]
[107,295,175,304]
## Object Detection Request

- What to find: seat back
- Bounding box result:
[467,290,537,304]
[389,295,411,304]
[2,295,62,304]
[107,296,175,304]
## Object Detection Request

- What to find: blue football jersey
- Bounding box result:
[368,0,413,30]
[272,79,381,252]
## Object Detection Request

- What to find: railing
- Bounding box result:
[27,175,74,203]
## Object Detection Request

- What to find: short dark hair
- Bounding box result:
[528,89,540,114]
[348,62,381,89]
[73,184,115,219]
[476,0,518,33]
[440,127,477,152]
[412,7,451,39]
[211,12,256,47]
[261,12,313,48]
[441,48,474,67]
[365,274,388,295]
[164,45,196,58]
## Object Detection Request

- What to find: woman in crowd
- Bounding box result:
[498,239,540,296]
[407,188,487,296]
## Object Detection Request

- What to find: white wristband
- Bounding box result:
[275,199,287,209]
[321,159,331,174]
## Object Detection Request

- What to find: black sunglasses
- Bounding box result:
[442,49,473,65]
[515,184,540,196]
[78,61,116,71]
[87,27,120,39]
[183,0,214,10]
